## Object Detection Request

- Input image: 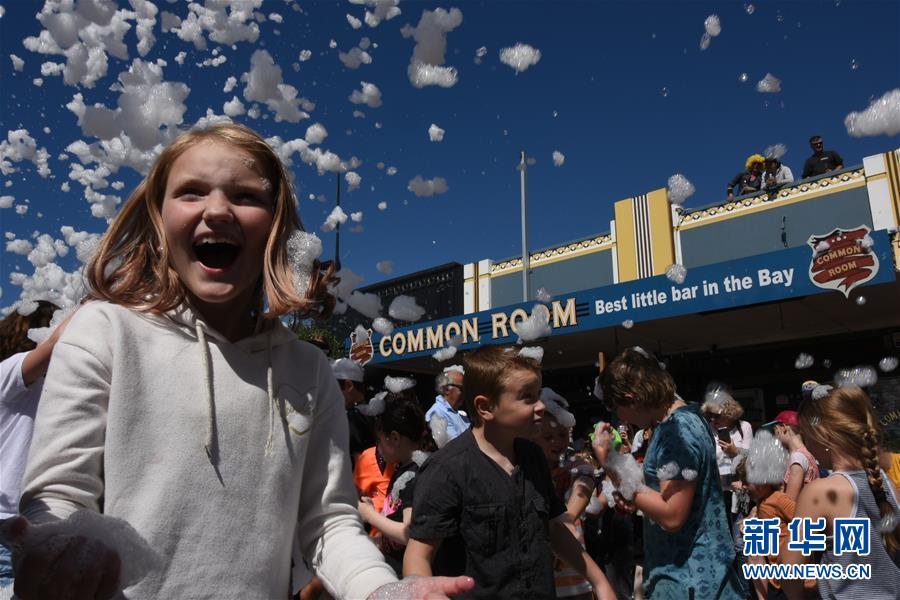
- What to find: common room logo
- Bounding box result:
[807,225,879,298]
[349,328,374,366]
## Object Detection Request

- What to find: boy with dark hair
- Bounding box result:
[404,345,614,599]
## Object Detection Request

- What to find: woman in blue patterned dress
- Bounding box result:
[591,347,744,599]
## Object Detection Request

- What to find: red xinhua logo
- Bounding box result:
[807,226,879,298]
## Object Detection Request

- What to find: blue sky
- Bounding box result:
[1,0,898,311]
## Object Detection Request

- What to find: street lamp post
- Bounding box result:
[519,151,531,302]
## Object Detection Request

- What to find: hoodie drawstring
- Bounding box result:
[195,318,278,465]
[264,332,276,457]
[196,320,217,466]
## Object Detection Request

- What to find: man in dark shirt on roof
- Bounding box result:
[404,345,614,599]
[802,135,844,179]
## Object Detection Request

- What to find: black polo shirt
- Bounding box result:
[410,429,565,599]
[802,150,843,178]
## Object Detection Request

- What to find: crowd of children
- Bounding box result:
[1,123,898,600]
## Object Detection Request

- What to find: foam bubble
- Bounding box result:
[665,263,687,284]
[518,346,544,363]
[384,376,415,394]
[795,353,814,369]
[516,305,551,342]
[835,366,878,388]
[667,174,695,205]
[358,390,387,417]
[879,357,898,373]
[430,414,450,448]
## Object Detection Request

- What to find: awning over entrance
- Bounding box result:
[358,228,897,374]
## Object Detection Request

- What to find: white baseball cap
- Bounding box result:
[332,358,364,382]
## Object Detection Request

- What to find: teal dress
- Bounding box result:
[642,404,744,599]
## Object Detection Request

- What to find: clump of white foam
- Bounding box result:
[815,241,831,252]
[844,88,900,138]
[552,150,565,167]
[585,493,603,515]
[0,511,163,590]
[321,206,348,232]
[811,384,833,401]
[407,175,448,197]
[622,320,634,329]
[879,357,899,373]
[388,295,426,321]
[536,287,552,302]
[384,376,416,394]
[372,317,394,336]
[388,470,416,502]
[358,390,387,417]
[656,461,680,481]
[286,230,323,298]
[681,468,698,481]
[667,174,695,205]
[835,366,878,388]
[795,353,814,369]
[756,73,782,93]
[746,430,789,485]
[764,143,788,160]
[516,305,551,342]
[400,7,462,88]
[411,450,430,467]
[704,15,722,36]
[665,264,687,284]
[594,424,645,500]
[432,345,458,362]
[429,414,450,448]
[428,123,445,142]
[600,478,617,508]
[518,346,544,364]
[540,388,576,428]
[352,325,371,344]
[499,43,541,73]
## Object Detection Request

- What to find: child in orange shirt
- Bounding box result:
[738,431,815,599]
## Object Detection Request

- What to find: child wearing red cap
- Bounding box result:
[766,410,819,501]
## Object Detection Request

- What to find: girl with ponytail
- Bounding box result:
[782,386,900,598]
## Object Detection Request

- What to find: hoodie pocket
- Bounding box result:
[281,383,317,437]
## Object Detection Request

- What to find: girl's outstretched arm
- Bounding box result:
[294,350,398,598]
[358,500,412,546]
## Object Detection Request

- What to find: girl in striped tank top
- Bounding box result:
[531,388,596,600]
[782,386,900,599]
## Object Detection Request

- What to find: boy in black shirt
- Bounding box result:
[405,345,614,599]
[802,135,844,178]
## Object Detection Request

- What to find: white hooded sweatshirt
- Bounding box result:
[20,301,397,599]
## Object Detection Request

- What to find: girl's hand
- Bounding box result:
[590,423,613,466]
[612,492,637,514]
[2,516,121,600]
[369,576,476,599]
[358,496,375,520]
[718,439,738,457]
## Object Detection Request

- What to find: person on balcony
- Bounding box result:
[726,154,765,200]
[801,135,843,179]
[762,156,794,193]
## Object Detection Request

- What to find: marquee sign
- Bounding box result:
[357,228,895,366]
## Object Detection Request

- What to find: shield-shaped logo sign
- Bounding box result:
[807,225,879,298]
[349,328,374,365]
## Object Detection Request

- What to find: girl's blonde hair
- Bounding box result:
[87,123,335,320]
[799,386,900,555]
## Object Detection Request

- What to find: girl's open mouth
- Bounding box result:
[193,238,241,270]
